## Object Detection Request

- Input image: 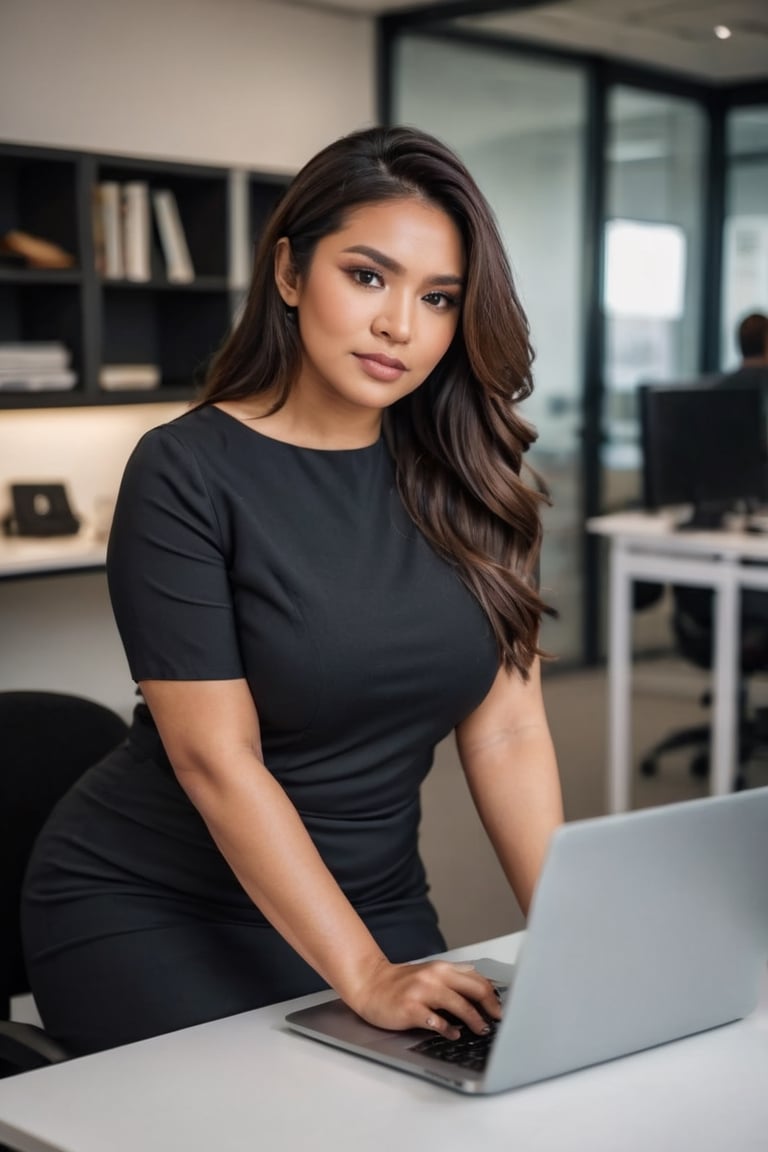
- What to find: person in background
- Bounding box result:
[715,311,768,508]
[22,125,563,1056]
[717,311,768,390]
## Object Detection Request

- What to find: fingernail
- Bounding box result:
[480,1024,491,1035]
[453,962,476,973]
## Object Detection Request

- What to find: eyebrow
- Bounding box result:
[341,244,465,288]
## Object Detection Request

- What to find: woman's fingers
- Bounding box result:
[429,964,501,1033]
[422,988,492,1039]
[460,971,503,1023]
[423,1011,461,1040]
[424,961,501,1023]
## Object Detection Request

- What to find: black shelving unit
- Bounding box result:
[249,173,288,251]
[0,142,291,409]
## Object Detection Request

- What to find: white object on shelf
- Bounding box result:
[97,182,124,279]
[0,342,70,370]
[122,182,151,282]
[152,189,194,283]
[98,363,161,391]
[0,370,77,391]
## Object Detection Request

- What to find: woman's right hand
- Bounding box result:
[347,957,502,1039]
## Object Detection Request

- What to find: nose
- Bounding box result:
[372,292,413,344]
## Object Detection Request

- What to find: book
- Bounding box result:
[0,369,77,391]
[98,363,160,391]
[0,342,70,370]
[152,189,194,283]
[122,182,151,282]
[96,182,124,279]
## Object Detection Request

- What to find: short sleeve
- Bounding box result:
[107,426,244,682]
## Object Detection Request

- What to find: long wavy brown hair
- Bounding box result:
[199,125,552,676]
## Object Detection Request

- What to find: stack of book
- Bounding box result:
[0,342,77,392]
[93,182,195,283]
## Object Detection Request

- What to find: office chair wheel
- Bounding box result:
[639,757,657,777]
[690,752,710,778]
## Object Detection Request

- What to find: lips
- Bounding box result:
[353,352,408,384]
[354,352,407,371]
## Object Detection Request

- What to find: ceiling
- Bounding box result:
[286,0,768,83]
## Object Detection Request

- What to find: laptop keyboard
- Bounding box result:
[409,1017,498,1072]
[408,987,505,1073]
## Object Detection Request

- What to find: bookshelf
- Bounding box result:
[0,142,291,409]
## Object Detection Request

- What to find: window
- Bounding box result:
[721,105,768,369]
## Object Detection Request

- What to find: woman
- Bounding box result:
[22,125,563,1055]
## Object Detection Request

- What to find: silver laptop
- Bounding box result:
[286,787,768,1094]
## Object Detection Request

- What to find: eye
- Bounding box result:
[349,267,384,288]
[423,291,459,311]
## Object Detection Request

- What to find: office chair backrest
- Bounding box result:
[0,691,129,1018]
[672,586,768,675]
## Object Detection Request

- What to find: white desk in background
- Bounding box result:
[0,533,130,714]
[0,933,766,1152]
[0,533,106,580]
[587,510,768,812]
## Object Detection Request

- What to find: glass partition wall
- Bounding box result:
[721,105,768,369]
[601,88,707,514]
[386,20,767,667]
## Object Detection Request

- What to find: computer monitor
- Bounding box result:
[639,382,767,529]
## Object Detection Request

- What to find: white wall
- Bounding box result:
[1,0,375,171]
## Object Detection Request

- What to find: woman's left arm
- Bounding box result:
[455,657,563,917]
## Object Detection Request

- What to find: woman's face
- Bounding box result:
[275,197,465,417]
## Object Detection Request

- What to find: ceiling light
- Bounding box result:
[713,25,732,39]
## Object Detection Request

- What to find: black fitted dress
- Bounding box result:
[22,406,499,1055]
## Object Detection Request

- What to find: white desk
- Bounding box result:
[587,511,768,812]
[0,533,132,717]
[0,533,106,580]
[0,934,766,1152]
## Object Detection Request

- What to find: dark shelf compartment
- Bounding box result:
[101,288,230,394]
[0,280,83,385]
[0,150,80,266]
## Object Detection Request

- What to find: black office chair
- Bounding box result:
[0,690,129,1078]
[638,585,768,786]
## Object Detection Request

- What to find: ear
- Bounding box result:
[274,237,300,307]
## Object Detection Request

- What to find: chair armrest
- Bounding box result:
[0,1020,69,1075]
